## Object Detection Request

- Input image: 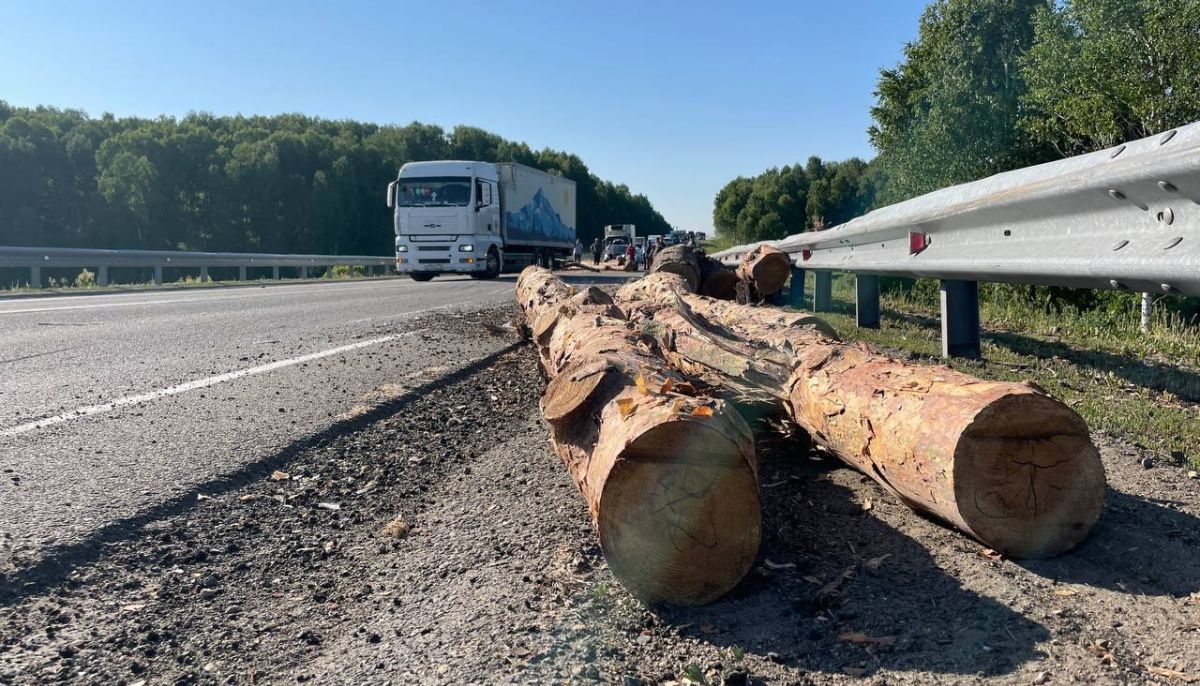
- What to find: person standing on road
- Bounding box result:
[573,238,583,264]
[591,237,602,265]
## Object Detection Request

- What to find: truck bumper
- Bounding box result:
[395,256,483,274]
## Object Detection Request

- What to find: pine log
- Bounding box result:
[698,256,739,300]
[649,244,701,291]
[515,267,761,604]
[736,244,792,298]
[616,273,1105,558]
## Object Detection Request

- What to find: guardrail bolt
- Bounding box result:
[813,272,833,312]
[856,275,881,329]
[940,280,981,359]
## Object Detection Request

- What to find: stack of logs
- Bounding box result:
[515,244,1106,606]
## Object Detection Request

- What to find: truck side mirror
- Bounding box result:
[386,182,395,209]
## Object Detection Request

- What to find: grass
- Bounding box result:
[700,234,737,253]
[803,272,1200,469]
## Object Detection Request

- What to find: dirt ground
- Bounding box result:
[2,305,1199,685]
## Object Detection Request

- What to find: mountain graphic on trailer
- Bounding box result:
[505,189,574,243]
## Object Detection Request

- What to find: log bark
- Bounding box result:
[515,267,761,604]
[650,244,701,291]
[736,245,791,299]
[616,273,1105,558]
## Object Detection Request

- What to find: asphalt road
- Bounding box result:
[0,273,626,574]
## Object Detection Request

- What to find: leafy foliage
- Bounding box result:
[712,157,879,243]
[1021,0,1200,154]
[869,0,1051,204]
[0,105,671,253]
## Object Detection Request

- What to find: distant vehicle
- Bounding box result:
[667,230,689,246]
[646,233,663,245]
[388,161,576,281]
[696,231,707,241]
[605,237,629,260]
[603,224,636,260]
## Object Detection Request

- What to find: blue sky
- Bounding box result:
[0,1,928,232]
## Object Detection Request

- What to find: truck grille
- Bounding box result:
[418,258,451,265]
[418,245,450,251]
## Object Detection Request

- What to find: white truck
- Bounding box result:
[603,224,636,260]
[387,161,577,281]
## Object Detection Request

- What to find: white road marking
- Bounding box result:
[0,297,203,315]
[0,279,410,315]
[0,331,423,438]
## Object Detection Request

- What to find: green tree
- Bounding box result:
[869,0,1050,203]
[1021,0,1200,154]
[0,101,672,259]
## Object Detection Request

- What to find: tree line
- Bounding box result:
[715,0,1200,242]
[0,104,673,255]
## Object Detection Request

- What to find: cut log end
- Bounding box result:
[749,258,790,296]
[597,420,761,605]
[953,392,1106,558]
[542,360,613,423]
[737,246,791,297]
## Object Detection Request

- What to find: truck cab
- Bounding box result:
[388,161,502,281]
[388,161,576,281]
[603,224,636,261]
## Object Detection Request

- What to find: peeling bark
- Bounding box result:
[616,273,1106,558]
[515,267,761,604]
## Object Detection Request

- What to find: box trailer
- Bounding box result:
[387,161,577,281]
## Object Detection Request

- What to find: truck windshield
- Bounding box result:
[395,176,472,207]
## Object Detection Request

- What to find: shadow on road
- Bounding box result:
[658,430,1051,679]
[0,341,526,606]
[1021,488,1200,597]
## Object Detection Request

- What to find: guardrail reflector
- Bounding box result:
[909,231,930,255]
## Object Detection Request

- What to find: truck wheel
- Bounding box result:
[410,273,435,282]
[479,248,501,280]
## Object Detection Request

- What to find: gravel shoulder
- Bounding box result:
[2,305,1199,686]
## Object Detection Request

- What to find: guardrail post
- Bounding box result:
[300,266,309,279]
[98,266,109,286]
[30,266,41,288]
[940,280,981,359]
[153,266,163,285]
[272,266,280,280]
[200,266,209,282]
[856,274,880,329]
[788,266,805,308]
[238,266,247,281]
[813,271,833,312]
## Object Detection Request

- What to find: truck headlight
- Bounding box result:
[397,245,409,252]
[459,244,474,252]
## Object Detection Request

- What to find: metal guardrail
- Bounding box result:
[711,121,1200,357]
[0,247,395,287]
